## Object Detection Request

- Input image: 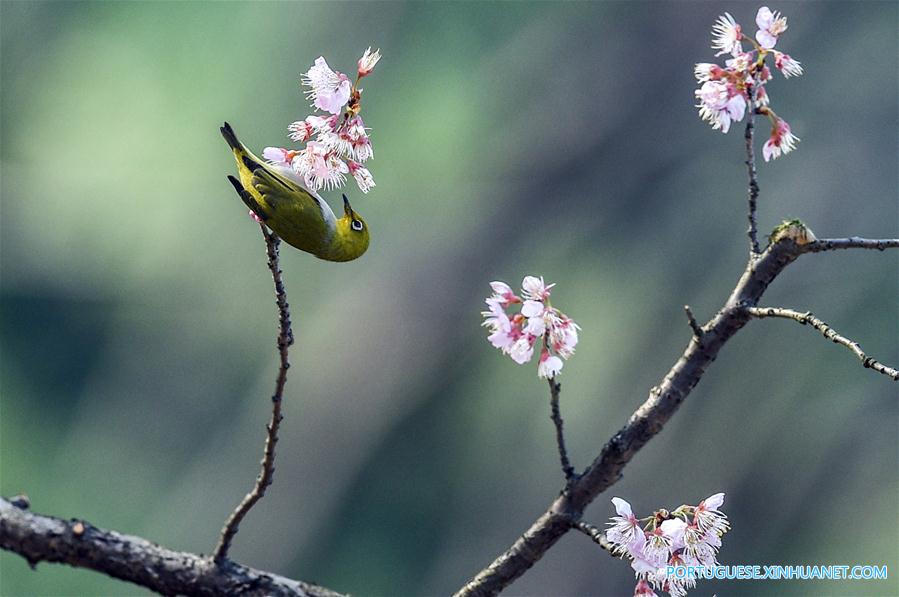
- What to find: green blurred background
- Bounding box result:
[1,2,896,596]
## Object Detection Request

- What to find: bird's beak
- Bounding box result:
[342,194,353,218]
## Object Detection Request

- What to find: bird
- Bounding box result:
[220,122,370,262]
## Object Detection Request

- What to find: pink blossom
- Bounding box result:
[537,350,564,379]
[347,160,376,194]
[607,498,645,555]
[482,276,578,378]
[488,281,519,307]
[521,276,554,301]
[755,6,788,49]
[508,336,536,364]
[774,51,803,78]
[483,303,516,351]
[695,80,746,133]
[762,118,799,161]
[287,120,314,143]
[291,142,348,191]
[633,579,658,597]
[693,492,730,536]
[693,63,724,83]
[710,12,742,56]
[302,57,352,115]
[357,47,382,78]
[263,146,295,167]
[754,85,770,107]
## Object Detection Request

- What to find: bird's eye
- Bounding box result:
[351,220,363,232]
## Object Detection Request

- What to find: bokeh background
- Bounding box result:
[1,2,896,596]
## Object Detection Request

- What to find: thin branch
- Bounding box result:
[454,236,899,597]
[747,307,898,381]
[547,378,575,483]
[744,83,761,256]
[801,237,899,253]
[0,497,343,597]
[213,226,294,563]
[573,521,615,554]
[683,304,703,338]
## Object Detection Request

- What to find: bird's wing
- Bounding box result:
[250,166,336,251]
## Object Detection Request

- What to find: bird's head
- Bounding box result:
[329,194,370,262]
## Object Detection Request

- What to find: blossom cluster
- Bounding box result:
[263,48,381,193]
[607,494,730,597]
[482,276,580,379]
[694,7,801,161]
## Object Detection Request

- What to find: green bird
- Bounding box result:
[221,122,370,262]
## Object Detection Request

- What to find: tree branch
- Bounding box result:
[453,237,898,597]
[0,497,343,597]
[747,307,898,381]
[573,520,615,554]
[745,82,761,257]
[683,304,703,338]
[547,379,575,483]
[801,237,899,253]
[214,227,294,563]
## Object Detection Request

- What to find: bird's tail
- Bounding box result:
[220,121,243,152]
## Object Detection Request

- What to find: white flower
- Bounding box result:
[756,6,788,49]
[316,116,373,163]
[482,303,516,351]
[302,56,352,115]
[348,160,376,193]
[508,336,535,364]
[695,80,746,133]
[537,350,563,379]
[521,276,554,301]
[711,12,742,56]
[693,63,723,83]
[693,492,730,536]
[642,528,672,566]
[774,51,803,78]
[547,312,579,359]
[607,497,645,555]
[263,146,294,167]
[488,281,519,307]
[357,47,382,77]
[762,118,799,161]
[287,120,314,143]
[291,142,348,191]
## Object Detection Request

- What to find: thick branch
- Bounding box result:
[214,227,294,562]
[454,237,898,596]
[547,379,575,482]
[747,307,898,380]
[0,498,343,597]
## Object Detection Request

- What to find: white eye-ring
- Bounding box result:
[351,220,363,231]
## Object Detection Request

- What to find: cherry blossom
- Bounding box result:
[755,6,788,49]
[694,7,801,159]
[481,276,579,378]
[357,47,382,78]
[762,118,799,162]
[773,51,803,78]
[262,49,381,194]
[302,57,352,115]
[711,12,742,56]
[605,494,730,597]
